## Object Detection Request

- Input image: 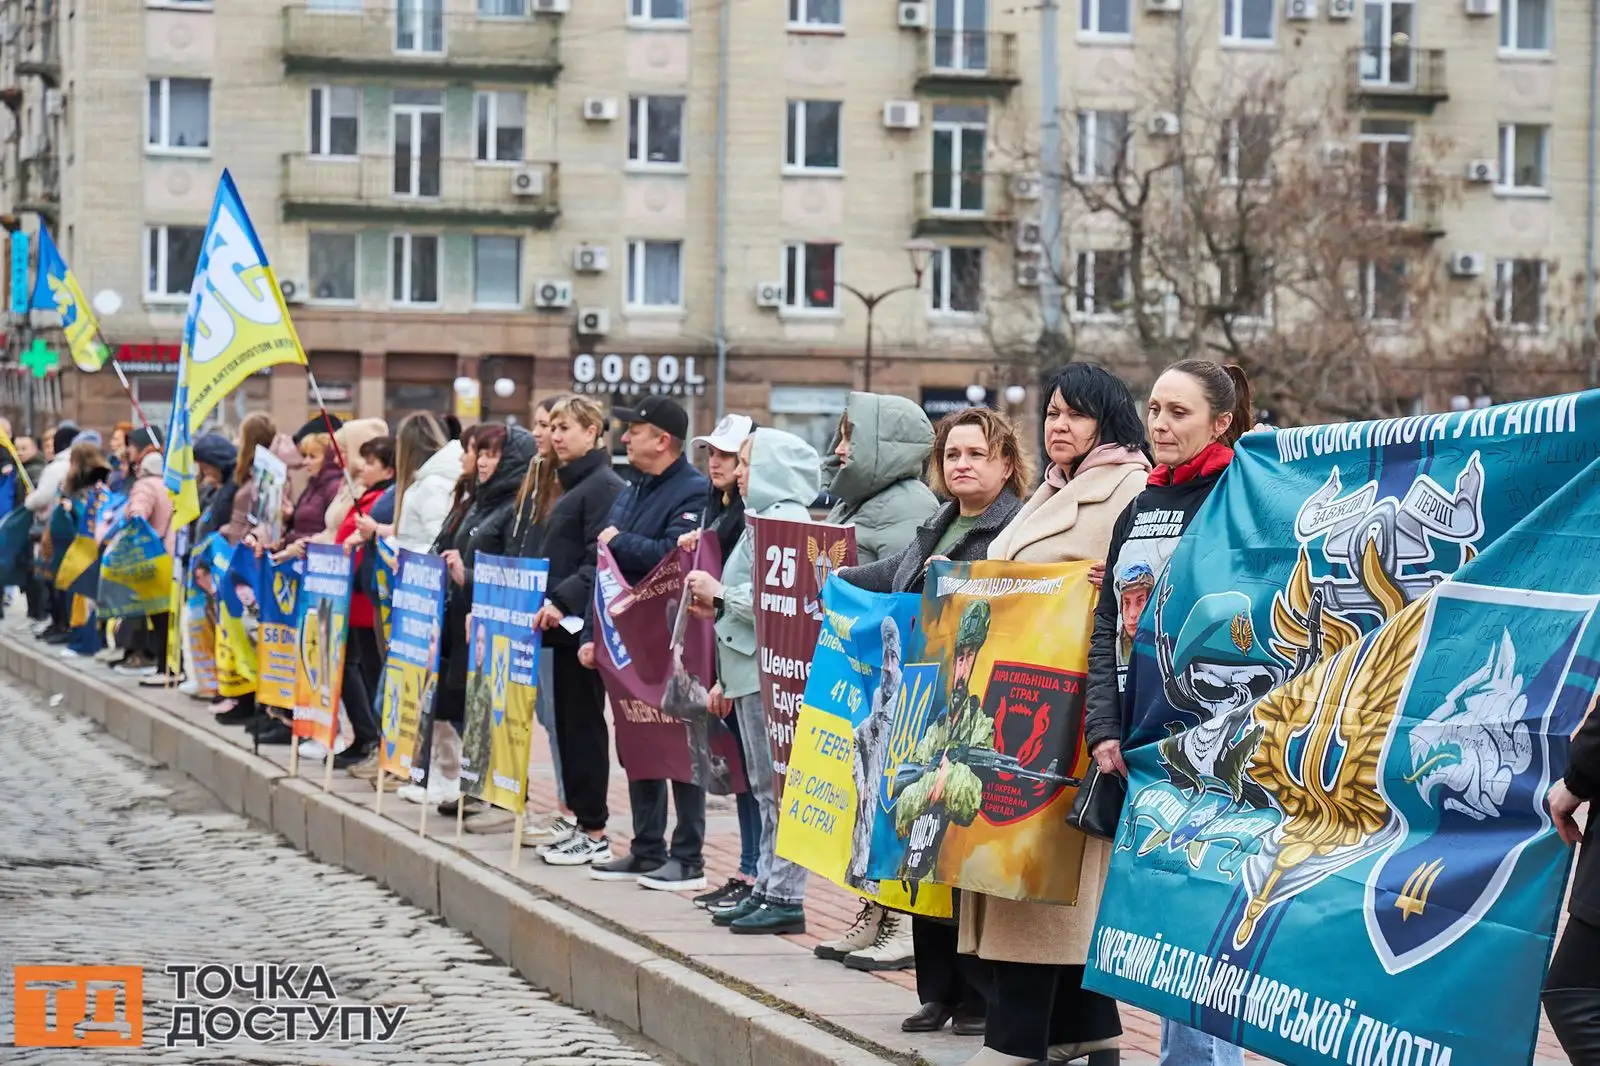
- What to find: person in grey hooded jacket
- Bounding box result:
[822,393,939,564]
[685,428,821,936]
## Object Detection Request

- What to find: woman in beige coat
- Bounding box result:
[961,363,1151,1066]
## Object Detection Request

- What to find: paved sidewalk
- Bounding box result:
[8,624,1574,1066]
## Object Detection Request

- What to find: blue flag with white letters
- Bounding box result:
[1086,392,1600,1066]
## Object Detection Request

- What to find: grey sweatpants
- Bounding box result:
[731,694,808,906]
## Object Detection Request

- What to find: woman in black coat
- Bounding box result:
[524,396,627,866]
[836,407,1029,1038]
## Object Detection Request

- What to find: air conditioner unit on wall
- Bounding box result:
[278,278,307,304]
[533,279,572,308]
[573,245,609,273]
[1148,111,1179,137]
[1321,142,1350,166]
[1450,251,1486,277]
[898,2,928,28]
[883,100,920,130]
[1016,259,1043,287]
[583,97,618,122]
[1465,159,1497,184]
[1010,174,1042,200]
[1015,220,1044,253]
[577,308,610,335]
[1463,0,1498,15]
[1286,0,1316,20]
[533,0,569,12]
[755,281,784,308]
[1145,0,1181,11]
[511,167,546,197]
[1327,0,1354,16]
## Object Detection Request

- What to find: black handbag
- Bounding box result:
[1067,764,1126,840]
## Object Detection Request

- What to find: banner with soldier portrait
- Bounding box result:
[863,559,1099,903]
[294,545,352,750]
[379,551,447,783]
[1085,395,1600,1066]
[256,556,302,710]
[460,554,548,813]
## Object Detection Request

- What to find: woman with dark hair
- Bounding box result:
[1084,358,1255,1066]
[961,363,1153,1066]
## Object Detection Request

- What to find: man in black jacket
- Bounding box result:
[578,396,711,891]
[1545,699,1600,1064]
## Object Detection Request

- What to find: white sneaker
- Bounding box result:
[58,647,81,658]
[813,900,884,961]
[524,814,577,848]
[299,740,329,760]
[396,776,461,806]
[93,647,125,664]
[178,680,200,696]
[542,833,613,867]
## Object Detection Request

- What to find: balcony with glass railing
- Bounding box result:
[282,4,560,83]
[281,154,560,227]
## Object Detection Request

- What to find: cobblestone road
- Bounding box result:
[0,680,671,1065]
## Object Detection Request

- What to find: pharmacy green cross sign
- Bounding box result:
[21,337,58,378]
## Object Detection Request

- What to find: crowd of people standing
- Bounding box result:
[13,353,1600,1066]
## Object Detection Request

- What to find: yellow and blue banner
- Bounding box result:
[257,556,302,710]
[379,550,447,783]
[30,225,106,372]
[214,538,259,699]
[460,554,548,814]
[53,487,107,595]
[1086,393,1600,1066]
[296,544,352,750]
[96,517,174,619]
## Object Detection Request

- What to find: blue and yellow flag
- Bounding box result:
[30,225,106,373]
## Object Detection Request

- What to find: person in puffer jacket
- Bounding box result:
[822,392,939,564]
[686,428,821,936]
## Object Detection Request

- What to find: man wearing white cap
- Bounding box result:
[677,412,760,913]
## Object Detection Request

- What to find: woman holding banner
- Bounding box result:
[1084,359,1256,1066]
[528,397,625,865]
[839,405,1029,1036]
[942,365,1149,1066]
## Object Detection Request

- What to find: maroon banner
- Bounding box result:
[750,516,856,802]
[593,541,745,794]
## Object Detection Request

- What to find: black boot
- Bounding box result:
[1544,988,1600,1066]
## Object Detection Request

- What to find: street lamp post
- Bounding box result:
[836,239,939,394]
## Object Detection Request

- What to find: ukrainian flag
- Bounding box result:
[30,224,107,373]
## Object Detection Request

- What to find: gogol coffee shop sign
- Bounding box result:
[572,353,707,397]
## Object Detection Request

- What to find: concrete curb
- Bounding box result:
[7,636,914,1066]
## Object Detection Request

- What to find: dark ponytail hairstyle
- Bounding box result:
[1164,359,1254,447]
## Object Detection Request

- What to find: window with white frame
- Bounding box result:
[1075,110,1129,181]
[628,95,685,167]
[1494,258,1547,328]
[479,0,526,14]
[626,239,683,308]
[309,231,357,302]
[309,85,360,158]
[1359,119,1412,222]
[930,246,983,315]
[1073,250,1129,318]
[147,77,210,152]
[391,233,440,306]
[145,225,205,300]
[473,235,522,306]
[1359,259,1406,323]
[785,100,841,171]
[1220,114,1274,183]
[783,242,838,311]
[1079,0,1130,37]
[1219,254,1271,320]
[476,91,525,163]
[630,0,685,22]
[1498,123,1548,192]
[788,0,841,27]
[1222,0,1273,43]
[1501,0,1551,53]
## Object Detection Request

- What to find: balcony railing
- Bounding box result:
[281,155,560,227]
[281,5,560,83]
[1361,180,1445,239]
[913,170,1015,235]
[916,31,1020,93]
[1346,47,1448,110]
[16,154,59,219]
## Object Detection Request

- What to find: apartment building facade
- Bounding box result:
[0,0,1592,442]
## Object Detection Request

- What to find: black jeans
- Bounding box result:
[25,573,48,620]
[552,645,610,832]
[913,916,988,1014]
[144,612,170,667]
[984,961,1121,1060]
[341,625,382,750]
[628,778,705,867]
